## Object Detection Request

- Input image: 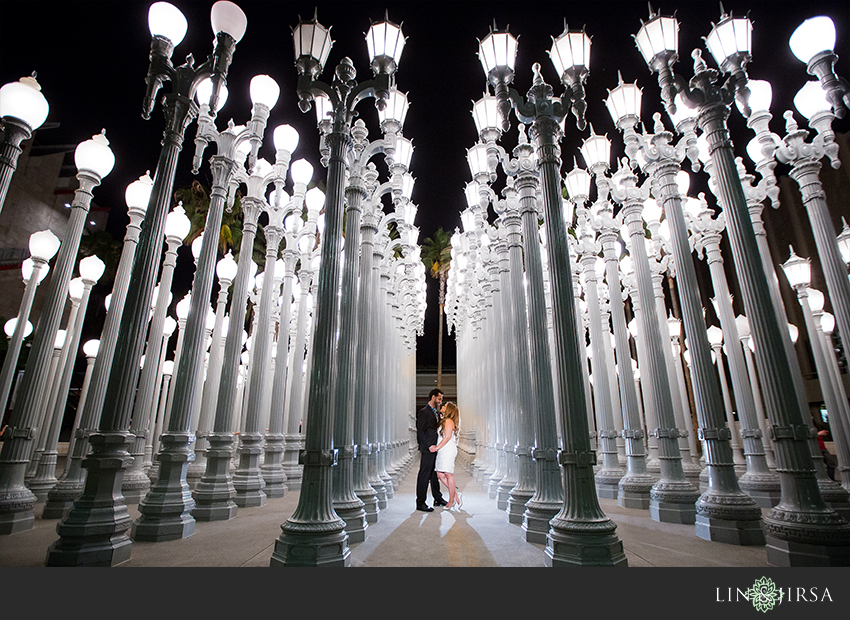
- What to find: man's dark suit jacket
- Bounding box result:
[417,404,440,453]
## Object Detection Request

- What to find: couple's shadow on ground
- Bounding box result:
[356,505,499,567]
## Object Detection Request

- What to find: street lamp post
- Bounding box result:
[0,130,113,536]
[635,7,850,564]
[269,11,404,567]
[28,256,104,501]
[481,23,626,566]
[0,230,59,415]
[46,1,247,566]
[0,74,49,213]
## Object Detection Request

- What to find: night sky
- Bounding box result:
[2,0,848,371]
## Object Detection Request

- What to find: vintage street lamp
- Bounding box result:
[270,11,405,568]
[479,20,626,566]
[789,15,849,118]
[0,130,113,536]
[0,74,49,213]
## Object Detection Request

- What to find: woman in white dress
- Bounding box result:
[430,402,462,510]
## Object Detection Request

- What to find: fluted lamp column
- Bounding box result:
[0,131,113,536]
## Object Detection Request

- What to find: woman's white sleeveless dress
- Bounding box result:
[435,428,458,473]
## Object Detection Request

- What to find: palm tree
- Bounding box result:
[421,227,452,389]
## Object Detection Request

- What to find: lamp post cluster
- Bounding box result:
[269,9,424,567]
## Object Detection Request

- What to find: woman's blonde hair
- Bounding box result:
[440,402,460,435]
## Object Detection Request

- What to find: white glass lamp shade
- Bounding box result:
[275,257,286,276]
[0,75,49,130]
[550,29,591,79]
[460,210,475,233]
[676,170,691,196]
[241,351,250,366]
[5,318,33,339]
[175,295,192,320]
[467,143,490,177]
[210,1,247,42]
[162,315,177,338]
[305,187,325,215]
[806,287,825,312]
[68,278,85,302]
[478,29,518,75]
[82,339,100,358]
[148,2,188,45]
[195,77,229,110]
[400,173,415,200]
[249,74,280,108]
[746,137,768,165]
[735,314,750,338]
[696,134,711,164]
[395,137,414,169]
[658,219,671,242]
[564,167,591,203]
[161,360,174,376]
[54,329,67,350]
[620,254,634,276]
[28,229,60,262]
[165,205,191,241]
[293,18,333,70]
[782,247,811,288]
[472,94,500,135]
[313,94,332,125]
[682,349,692,366]
[667,316,681,338]
[788,323,799,344]
[704,15,752,70]
[668,92,699,127]
[379,90,409,126]
[104,294,112,312]
[254,272,264,292]
[605,79,642,125]
[298,233,314,253]
[79,254,106,283]
[634,14,679,66]
[641,197,663,224]
[706,324,724,345]
[217,250,238,282]
[628,318,639,339]
[125,173,154,213]
[273,124,299,153]
[794,81,832,119]
[21,259,48,284]
[290,158,314,186]
[740,79,772,115]
[191,236,204,260]
[821,312,836,334]
[580,130,611,168]
[205,307,217,331]
[74,131,115,178]
[790,16,836,64]
[248,260,258,282]
[366,20,406,66]
[464,182,480,209]
[837,221,850,265]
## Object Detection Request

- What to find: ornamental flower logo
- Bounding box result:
[746,577,785,612]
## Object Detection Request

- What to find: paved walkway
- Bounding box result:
[0,454,772,567]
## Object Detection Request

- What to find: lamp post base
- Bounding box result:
[334,501,368,544]
[269,522,350,567]
[522,500,560,544]
[544,523,628,567]
[618,475,655,510]
[507,489,533,524]
[649,480,700,524]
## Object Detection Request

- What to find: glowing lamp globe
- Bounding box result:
[549,28,591,82]
[789,16,836,64]
[148,2,188,45]
[83,339,100,358]
[273,124,299,153]
[22,259,49,285]
[54,329,67,350]
[794,81,832,119]
[68,278,85,302]
[125,173,154,213]
[74,131,115,178]
[290,158,314,186]
[4,318,33,339]
[28,229,60,262]
[165,205,191,242]
[217,250,238,283]
[79,254,106,284]
[806,287,825,312]
[195,77,229,110]
[210,1,247,42]
[478,28,518,76]
[0,75,49,130]
[378,89,409,126]
[305,187,325,215]
[249,74,280,108]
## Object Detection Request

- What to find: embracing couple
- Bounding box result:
[416,388,463,512]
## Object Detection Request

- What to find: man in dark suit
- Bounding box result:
[416,388,447,511]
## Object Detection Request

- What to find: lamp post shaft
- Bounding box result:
[0,118,31,214]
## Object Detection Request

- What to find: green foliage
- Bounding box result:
[420,227,452,280]
[174,179,244,258]
[78,228,121,285]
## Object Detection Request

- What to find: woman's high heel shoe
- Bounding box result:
[456,492,463,509]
